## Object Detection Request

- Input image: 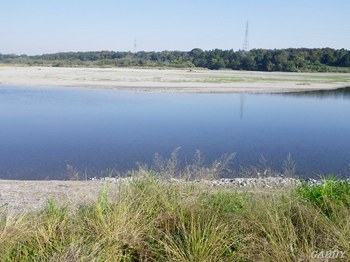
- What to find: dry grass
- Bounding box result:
[0,173,349,261]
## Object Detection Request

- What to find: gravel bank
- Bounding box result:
[2,177,343,212]
[0,180,119,212]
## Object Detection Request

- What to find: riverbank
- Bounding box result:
[1,66,350,93]
[0,175,349,261]
[1,176,347,212]
[0,180,117,212]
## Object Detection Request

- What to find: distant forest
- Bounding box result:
[1,48,350,72]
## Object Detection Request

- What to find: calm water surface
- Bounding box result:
[0,85,349,179]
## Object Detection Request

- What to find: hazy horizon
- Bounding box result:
[1,0,349,55]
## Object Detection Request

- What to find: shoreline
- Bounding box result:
[1,66,350,211]
[1,66,349,93]
[2,177,347,212]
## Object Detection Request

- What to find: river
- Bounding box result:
[0,85,349,179]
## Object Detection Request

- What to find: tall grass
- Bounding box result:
[0,174,349,261]
[151,148,236,180]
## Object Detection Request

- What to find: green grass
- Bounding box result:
[0,174,349,261]
[297,176,350,217]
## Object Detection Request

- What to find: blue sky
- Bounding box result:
[1,0,349,55]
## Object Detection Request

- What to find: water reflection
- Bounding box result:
[284,86,350,99]
[239,94,245,120]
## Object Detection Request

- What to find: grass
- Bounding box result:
[0,173,349,261]
[297,176,350,217]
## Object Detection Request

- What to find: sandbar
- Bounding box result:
[1,66,350,93]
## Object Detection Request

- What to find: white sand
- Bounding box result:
[1,66,349,93]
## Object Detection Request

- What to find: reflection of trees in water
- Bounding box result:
[283,86,350,99]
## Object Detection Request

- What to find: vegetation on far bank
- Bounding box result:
[0,173,349,261]
[1,48,350,73]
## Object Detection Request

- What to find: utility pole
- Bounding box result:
[242,21,249,51]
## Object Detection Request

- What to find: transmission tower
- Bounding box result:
[242,21,249,51]
[134,38,137,53]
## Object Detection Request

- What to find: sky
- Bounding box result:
[1,0,349,55]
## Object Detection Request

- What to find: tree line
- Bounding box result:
[1,48,350,72]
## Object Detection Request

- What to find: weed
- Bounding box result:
[152,148,236,180]
[297,176,350,217]
[0,174,349,261]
